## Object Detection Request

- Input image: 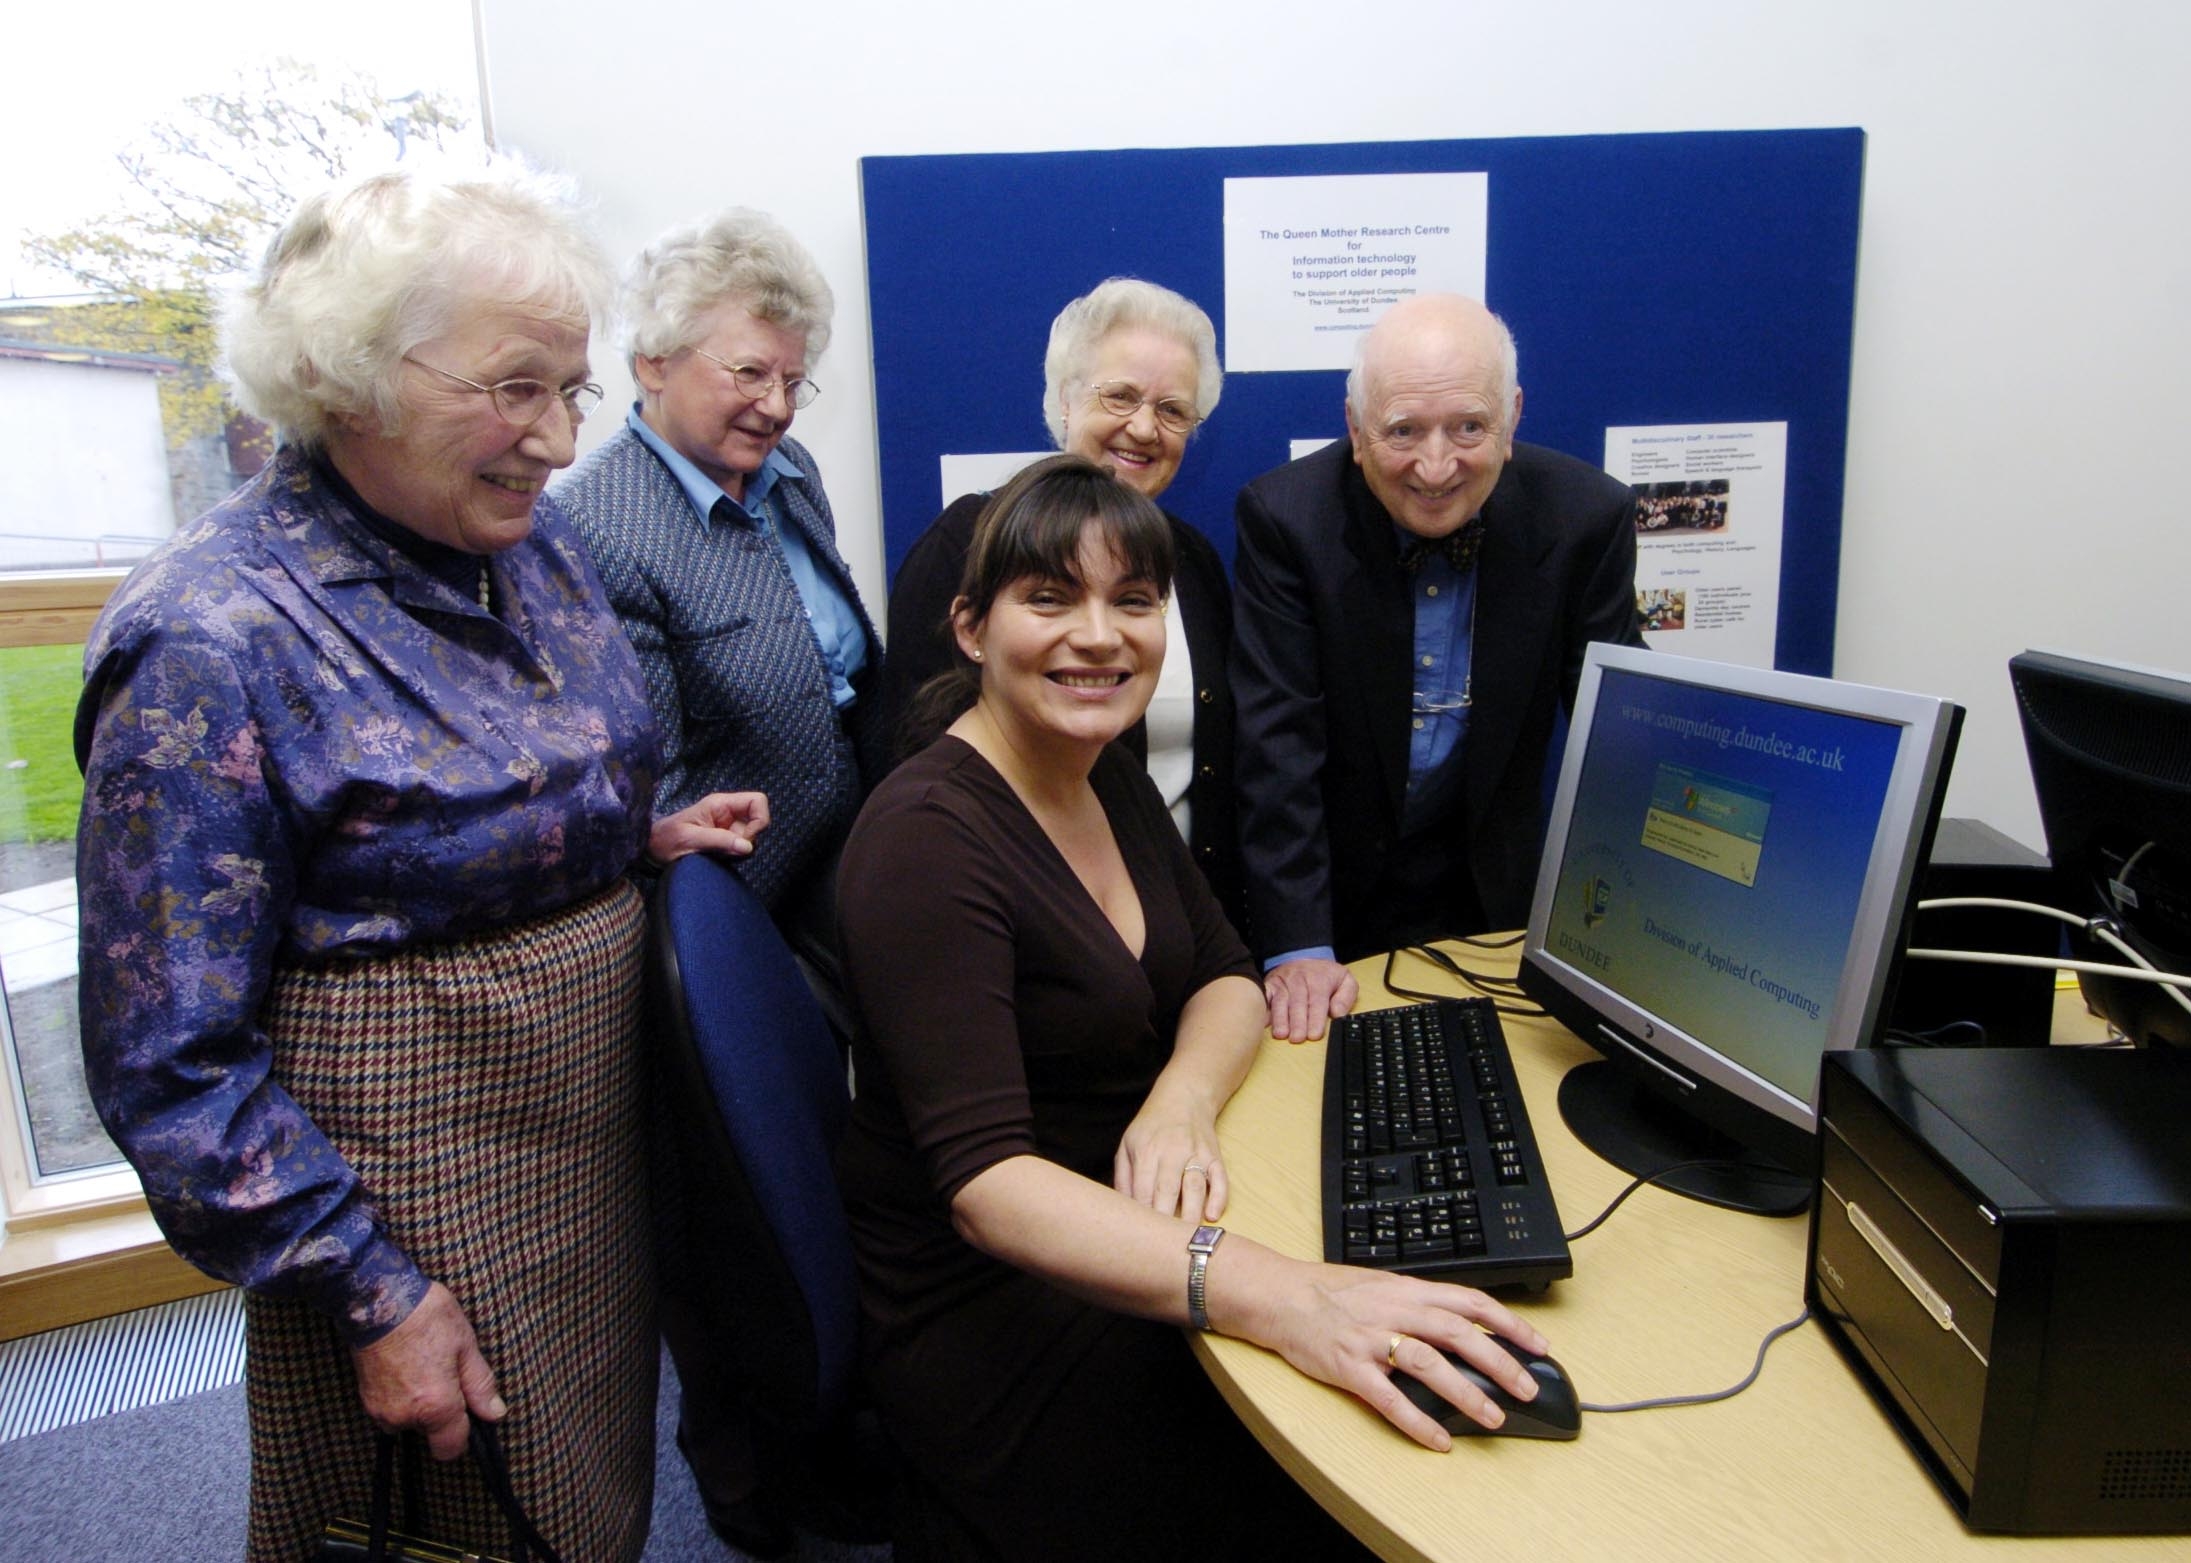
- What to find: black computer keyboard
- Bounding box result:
[1322,998,1572,1292]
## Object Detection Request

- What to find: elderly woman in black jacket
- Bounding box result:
[879,277,1243,924]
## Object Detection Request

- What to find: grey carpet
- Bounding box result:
[0,1348,891,1562]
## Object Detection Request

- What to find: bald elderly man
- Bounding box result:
[1232,294,1643,1040]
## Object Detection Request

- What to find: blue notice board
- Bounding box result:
[861,129,1863,674]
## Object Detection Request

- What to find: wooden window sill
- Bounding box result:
[0,1203,226,1341]
[0,568,128,649]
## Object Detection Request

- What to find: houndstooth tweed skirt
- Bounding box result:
[243,879,656,1563]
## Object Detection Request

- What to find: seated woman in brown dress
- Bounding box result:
[835,455,1552,1561]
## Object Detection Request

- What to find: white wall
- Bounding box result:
[480,0,2191,849]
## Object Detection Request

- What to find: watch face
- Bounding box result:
[1191,1224,1223,1249]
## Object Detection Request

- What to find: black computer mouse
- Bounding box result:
[1390,1334,1582,1440]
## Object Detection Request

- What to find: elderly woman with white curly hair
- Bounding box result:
[557,208,886,1556]
[560,211,885,933]
[74,162,767,1563]
[560,209,884,984]
[879,277,1243,925]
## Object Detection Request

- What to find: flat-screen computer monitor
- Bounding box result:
[1517,645,1963,1214]
[2010,649,2191,1049]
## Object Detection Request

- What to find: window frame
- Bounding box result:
[0,570,126,652]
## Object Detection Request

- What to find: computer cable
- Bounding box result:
[1878,1019,1993,1048]
[1436,931,1532,990]
[1381,944,1546,1016]
[1560,1158,1799,1243]
[1390,939,1532,990]
[1454,929,1527,951]
[1908,895,2191,1023]
[1576,1307,1812,1415]
[1881,1018,2132,1049]
[1532,1163,1818,1417]
[1903,946,2191,993]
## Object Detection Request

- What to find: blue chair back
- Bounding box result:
[646,852,860,1429]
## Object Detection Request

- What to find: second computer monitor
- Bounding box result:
[2011,648,2191,1048]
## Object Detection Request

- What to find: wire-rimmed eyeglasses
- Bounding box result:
[1411,684,1473,718]
[692,348,821,410]
[405,357,604,426]
[1087,381,1202,437]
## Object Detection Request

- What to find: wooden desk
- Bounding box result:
[1189,943,2175,1562]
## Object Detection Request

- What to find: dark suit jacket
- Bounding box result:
[1232,438,1643,959]
[877,491,1244,925]
[558,427,888,911]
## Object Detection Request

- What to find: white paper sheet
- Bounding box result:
[937,450,1047,511]
[1604,422,1789,669]
[1223,172,1489,372]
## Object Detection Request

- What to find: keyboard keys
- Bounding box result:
[1321,998,1572,1292]
[1340,1192,1493,1264]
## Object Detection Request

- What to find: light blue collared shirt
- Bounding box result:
[626,406,869,708]
[1263,531,1479,973]
[1400,535,1477,836]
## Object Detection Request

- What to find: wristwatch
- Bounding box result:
[1186,1223,1225,1330]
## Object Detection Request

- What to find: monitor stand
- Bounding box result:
[1557,1061,1812,1216]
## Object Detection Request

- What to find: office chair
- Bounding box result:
[645,851,884,1541]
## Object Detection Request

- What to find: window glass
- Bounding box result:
[0,2,481,1211]
[5,6,484,578]
[0,642,108,1176]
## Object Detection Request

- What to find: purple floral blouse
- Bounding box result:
[75,447,662,1345]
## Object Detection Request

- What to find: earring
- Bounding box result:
[971,649,983,661]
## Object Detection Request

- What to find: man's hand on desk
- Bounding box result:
[1263,957,1360,1042]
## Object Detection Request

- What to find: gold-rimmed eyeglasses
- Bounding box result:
[1087,381,1201,437]
[405,357,604,426]
[692,348,821,410]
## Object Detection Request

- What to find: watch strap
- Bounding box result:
[1186,1223,1225,1330]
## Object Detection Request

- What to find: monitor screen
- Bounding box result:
[2011,649,2191,1048]
[1519,645,1961,1212]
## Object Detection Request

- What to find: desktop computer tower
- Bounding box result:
[1887,818,2057,1049]
[1809,1047,2191,1534]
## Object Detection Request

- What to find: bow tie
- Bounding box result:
[1398,519,1484,577]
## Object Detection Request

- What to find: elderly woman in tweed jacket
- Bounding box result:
[559,209,884,960]
[555,207,885,1557]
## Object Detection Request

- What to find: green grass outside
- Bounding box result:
[0,643,87,844]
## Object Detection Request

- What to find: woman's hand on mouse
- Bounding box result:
[1209,1250,1547,1450]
